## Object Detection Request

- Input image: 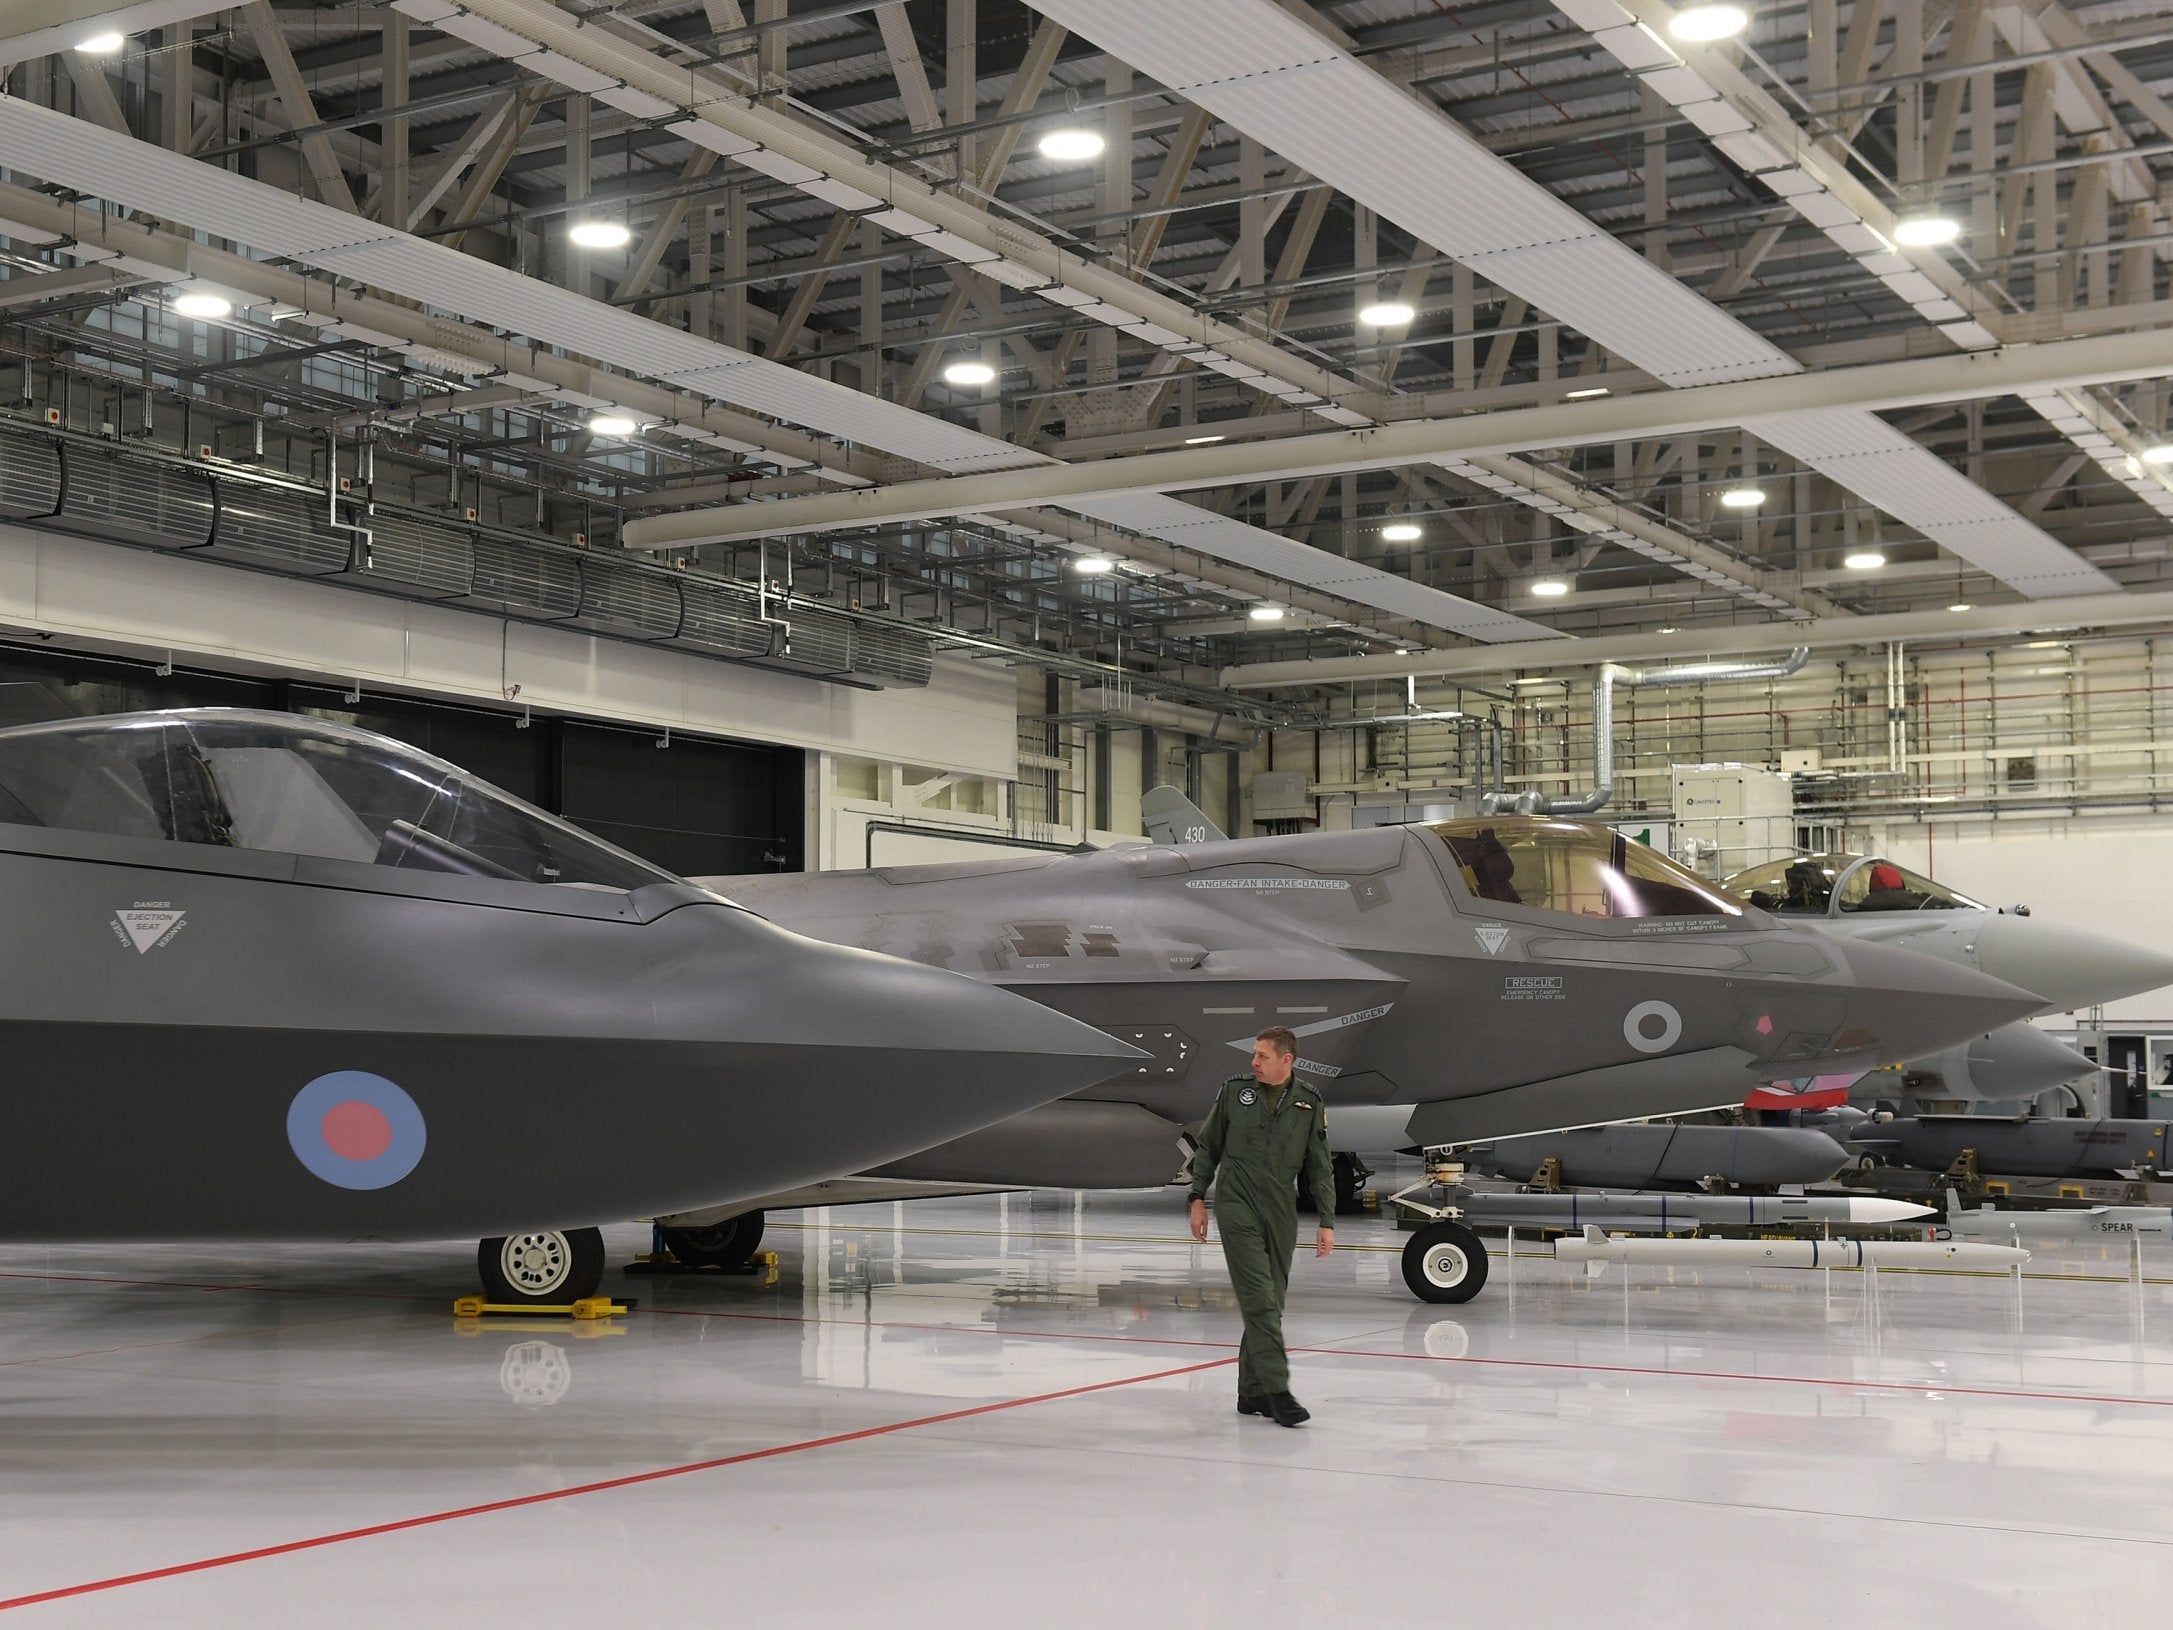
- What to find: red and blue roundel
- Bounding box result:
[287,1072,427,1190]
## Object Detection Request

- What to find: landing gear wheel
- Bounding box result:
[660,1211,766,1270]
[1401,1220,1489,1303]
[478,1227,605,1305]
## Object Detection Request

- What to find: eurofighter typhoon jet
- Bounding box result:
[685,811,2041,1299]
[1725,853,2173,1109]
[0,710,1141,1303]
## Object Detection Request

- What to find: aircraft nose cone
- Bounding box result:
[1823,937,2044,1067]
[803,944,1150,1108]
[1953,1021,2093,1099]
[1973,915,2173,1011]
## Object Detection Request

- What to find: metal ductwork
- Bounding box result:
[0,415,935,691]
[1481,649,1810,816]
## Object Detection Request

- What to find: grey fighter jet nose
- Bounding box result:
[1972,914,2173,1012]
[1820,937,2046,1068]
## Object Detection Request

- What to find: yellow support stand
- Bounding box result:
[451,1295,631,1320]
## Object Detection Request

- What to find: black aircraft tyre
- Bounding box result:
[660,1211,766,1270]
[478,1227,607,1305]
[1401,1220,1489,1303]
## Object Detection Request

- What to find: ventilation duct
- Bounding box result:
[339,510,473,600]
[0,97,1556,647]
[205,485,351,576]
[0,416,932,689]
[1025,0,2117,603]
[673,578,781,661]
[571,554,683,641]
[1482,648,1810,816]
[50,446,214,551]
[0,427,60,520]
[464,534,583,621]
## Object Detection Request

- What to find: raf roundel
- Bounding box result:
[287,1071,427,1190]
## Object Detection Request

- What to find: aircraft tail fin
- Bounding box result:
[1142,785,1228,847]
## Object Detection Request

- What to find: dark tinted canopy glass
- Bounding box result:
[1725,854,1983,915]
[0,709,679,892]
[1429,819,1742,919]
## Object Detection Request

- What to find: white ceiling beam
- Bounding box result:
[407,0,1380,426]
[620,328,2173,548]
[0,0,227,66]
[1221,589,2173,689]
[1026,0,2109,599]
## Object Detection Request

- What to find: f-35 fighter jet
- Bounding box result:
[0,710,1141,1303]
[680,814,2042,1297]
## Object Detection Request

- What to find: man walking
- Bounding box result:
[1187,1025,1335,1426]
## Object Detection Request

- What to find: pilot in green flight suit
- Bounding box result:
[1187,1025,1335,1427]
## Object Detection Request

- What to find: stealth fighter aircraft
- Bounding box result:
[0,710,1141,1303]
[678,813,2041,1297]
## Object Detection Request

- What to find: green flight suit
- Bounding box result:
[1187,1072,1336,1398]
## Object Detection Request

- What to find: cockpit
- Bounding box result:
[0,709,679,892]
[1723,853,1984,916]
[1427,819,1744,920]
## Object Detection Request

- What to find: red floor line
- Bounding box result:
[1295,1346,2173,1409]
[0,1356,1235,1613]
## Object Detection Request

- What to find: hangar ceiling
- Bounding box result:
[3,0,2173,702]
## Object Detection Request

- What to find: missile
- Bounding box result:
[1452,1190,1931,1234]
[1551,1225,2028,1274]
[1942,1193,2173,1241]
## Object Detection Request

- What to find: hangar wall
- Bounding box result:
[0,520,1022,783]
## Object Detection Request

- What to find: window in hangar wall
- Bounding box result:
[0,649,804,877]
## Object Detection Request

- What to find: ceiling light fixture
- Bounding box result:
[589,415,640,436]
[567,220,632,250]
[1668,4,1749,42]
[1530,578,1571,598]
[1948,602,1974,612]
[76,30,126,54]
[1248,604,1286,622]
[1381,523,1423,542]
[1183,433,1226,445]
[1073,555,1115,574]
[1357,301,1416,327]
[170,292,231,320]
[1893,213,1962,248]
[1657,625,1681,635]
[1037,128,1105,163]
[1564,386,1611,401]
[1844,550,1887,571]
[1719,486,1766,509]
[2141,443,2173,465]
[942,360,996,386]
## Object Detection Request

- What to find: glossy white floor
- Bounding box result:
[4,1181,2171,1626]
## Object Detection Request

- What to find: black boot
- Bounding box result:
[1236,1393,1269,1417]
[1267,1391,1310,1428]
